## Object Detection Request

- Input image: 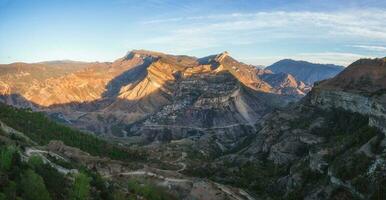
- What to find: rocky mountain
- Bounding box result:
[0,50,308,144]
[266,59,344,85]
[189,57,386,199]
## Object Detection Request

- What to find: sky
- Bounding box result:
[0,0,386,66]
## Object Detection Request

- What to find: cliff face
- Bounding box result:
[308,89,386,133]
[309,58,386,133]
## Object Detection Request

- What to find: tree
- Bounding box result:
[3,181,17,199]
[70,173,91,200]
[20,169,51,200]
[27,155,44,169]
[0,146,17,171]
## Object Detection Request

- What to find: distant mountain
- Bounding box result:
[266,59,344,85]
[261,72,311,96]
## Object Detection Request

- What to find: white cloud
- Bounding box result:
[294,52,371,66]
[241,52,370,66]
[352,45,386,52]
[137,9,386,65]
[140,10,386,42]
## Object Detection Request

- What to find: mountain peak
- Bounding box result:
[215,51,230,62]
[125,49,165,60]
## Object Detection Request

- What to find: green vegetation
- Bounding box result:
[0,144,175,200]
[0,104,178,200]
[0,145,66,200]
[70,173,91,200]
[0,145,17,171]
[185,159,288,198]
[20,169,51,200]
[312,108,370,137]
[0,103,146,161]
[334,152,373,181]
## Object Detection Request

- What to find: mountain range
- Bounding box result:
[1,50,384,200]
[0,50,311,140]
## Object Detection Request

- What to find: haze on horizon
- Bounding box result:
[0,0,385,66]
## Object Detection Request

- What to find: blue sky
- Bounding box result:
[0,0,385,66]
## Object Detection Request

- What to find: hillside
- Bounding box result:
[266,59,344,85]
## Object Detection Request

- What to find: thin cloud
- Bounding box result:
[241,52,370,66]
[295,52,371,66]
[352,45,386,52]
[140,10,386,41]
[137,9,385,65]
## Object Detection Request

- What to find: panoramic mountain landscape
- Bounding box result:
[1,0,386,200]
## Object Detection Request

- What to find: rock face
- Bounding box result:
[266,59,344,85]
[309,58,386,133]
[0,50,306,144]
